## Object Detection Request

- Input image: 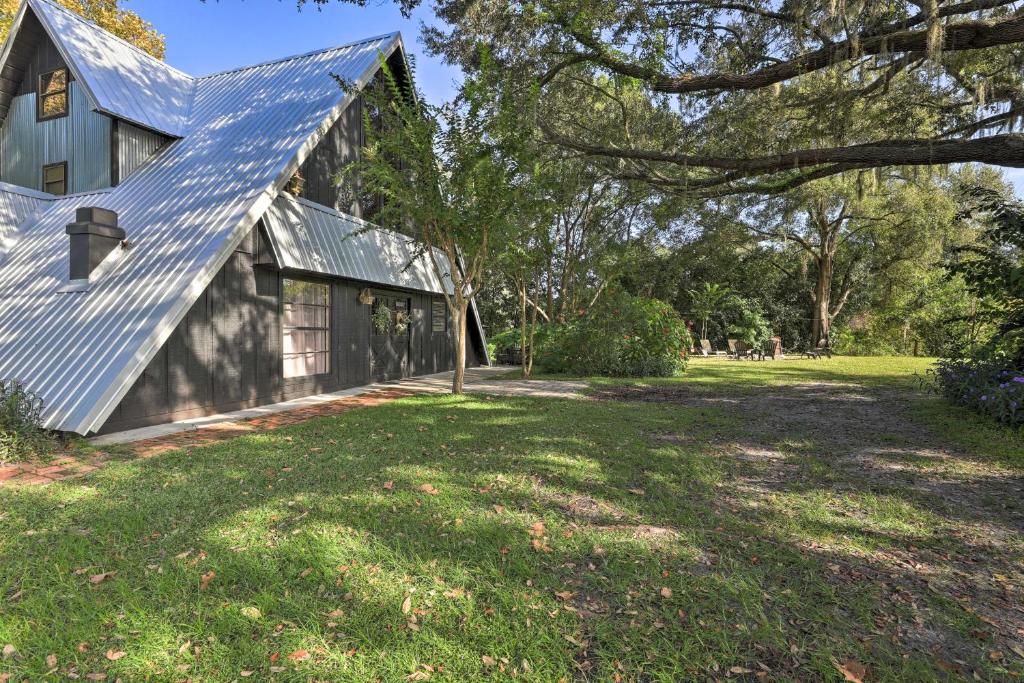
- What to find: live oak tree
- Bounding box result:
[741,172,962,345]
[0,0,165,57]
[342,0,1024,195]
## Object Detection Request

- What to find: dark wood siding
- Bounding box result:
[15,16,69,98]
[99,227,477,434]
[297,95,363,217]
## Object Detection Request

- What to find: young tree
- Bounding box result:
[343,58,535,393]
[0,0,165,57]
[687,283,735,342]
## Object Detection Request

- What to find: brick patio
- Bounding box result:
[0,387,419,487]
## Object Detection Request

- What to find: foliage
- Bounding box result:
[727,301,772,349]
[946,186,1024,364]
[371,304,393,335]
[687,283,735,341]
[0,378,54,462]
[342,51,544,392]
[537,290,690,376]
[930,356,1024,427]
[0,0,165,58]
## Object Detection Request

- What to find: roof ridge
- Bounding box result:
[29,0,193,80]
[0,181,55,200]
[197,32,400,81]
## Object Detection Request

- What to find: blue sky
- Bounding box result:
[128,0,461,105]
[128,0,1023,196]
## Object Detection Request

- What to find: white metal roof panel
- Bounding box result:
[28,0,194,137]
[263,193,454,295]
[0,182,52,259]
[0,30,402,434]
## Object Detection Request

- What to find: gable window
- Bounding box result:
[431,299,447,333]
[282,278,330,378]
[38,68,68,120]
[43,162,66,195]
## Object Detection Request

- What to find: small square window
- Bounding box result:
[38,68,68,120]
[43,162,66,195]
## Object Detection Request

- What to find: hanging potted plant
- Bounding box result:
[358,288,375,306]
[372,304,393,335]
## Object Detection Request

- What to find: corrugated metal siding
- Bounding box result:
[0,31,401,434]
[28,0,193,137]
[117,121,167,182]
[0,81,111,192]
[262,193,454,295]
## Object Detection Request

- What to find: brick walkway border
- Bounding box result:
[0,388,419,487]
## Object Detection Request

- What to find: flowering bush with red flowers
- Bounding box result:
[537,290,691,377]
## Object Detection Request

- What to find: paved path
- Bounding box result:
[0,366,586,486]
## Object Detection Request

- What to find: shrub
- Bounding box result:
[0,379,55,462]
[727,302,772,349]
[537,292,691,377]
[930,355,1024,427]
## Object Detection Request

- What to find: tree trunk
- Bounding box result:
[517,278,530,378]
[810,256,833,347]
[452,297,469,394]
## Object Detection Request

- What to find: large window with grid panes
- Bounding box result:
[282,278,330,378]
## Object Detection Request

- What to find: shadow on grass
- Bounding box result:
[0,390,1018,681]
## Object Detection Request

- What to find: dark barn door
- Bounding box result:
[370,294,410,382]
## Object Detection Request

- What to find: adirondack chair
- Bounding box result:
[699,339,713,356]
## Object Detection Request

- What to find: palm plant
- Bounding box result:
[687,283,736,341]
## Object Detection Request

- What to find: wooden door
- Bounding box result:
[369,294,410,382]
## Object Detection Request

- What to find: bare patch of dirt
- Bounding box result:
[597,379,1024,674]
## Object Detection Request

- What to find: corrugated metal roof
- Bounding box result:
[0,21,403,434]
[0,181,51,258]
[263,193,454,295]
[26,0,194,137]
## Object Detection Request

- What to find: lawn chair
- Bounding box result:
[733,340,752,359]
[699,339,713,357]
[727,338,738,358]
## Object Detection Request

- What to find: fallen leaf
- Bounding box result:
[402,595,413,614]
[481,655,496,666]
[287,649,311,662]
[730,666,753,674]
[383,480,395,491]
[46,653,57,669]
[240,671,254,678]
[835,659,868,683]
[85,674,107,681]
[531,539,552,552]
[104,650,126,661]
[299,567,313,578]
[199,571,216,590]
[77,642,90,653]
[493,505,505,514]
[528,522,546,537]
[627,488,646,496]
[418,484,439,495]
[2,644,15,659]
[660,587,673,599]
[89,571,117,585]
[0,673,9,682]
[407,672,430,681]
[240,606,262,619]
[554,591,575,601]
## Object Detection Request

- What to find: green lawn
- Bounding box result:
[1,357,1022,681]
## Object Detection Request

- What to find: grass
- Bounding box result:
[0,357,1022,681]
